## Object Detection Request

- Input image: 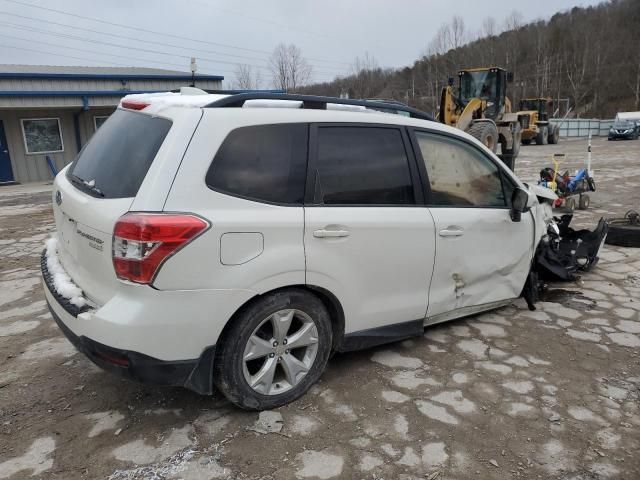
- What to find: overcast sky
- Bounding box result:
[0,0,603,86]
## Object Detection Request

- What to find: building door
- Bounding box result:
[0,121,15,183]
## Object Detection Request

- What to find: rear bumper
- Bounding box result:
[41,251,217,394]
[47,302,216,394]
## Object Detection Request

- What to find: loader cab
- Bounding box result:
[519,98,552,121]
[458,67,509,120]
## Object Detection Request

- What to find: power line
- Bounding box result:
[0,10,271,65]
[0,9,351,73]
[1,0,352,68]
[4,44,136,68]
[0,22,345,79]
[0,33,216,73]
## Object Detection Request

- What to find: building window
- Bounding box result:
[94,115,109,131]
[20,118,64,154]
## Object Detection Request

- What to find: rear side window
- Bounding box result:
[206,124,308,205]
[415,131,506,207]
[315,127,414,205]
[68,109,171,199]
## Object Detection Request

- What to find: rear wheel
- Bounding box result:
[213,289,332,410]
[548,126,560,144]
[467,121,499,153]
[578,194,590,210]
[535,126,548,145]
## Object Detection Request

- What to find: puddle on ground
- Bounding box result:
[540,289,598,312]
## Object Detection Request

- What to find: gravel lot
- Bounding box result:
[1,137,639,480]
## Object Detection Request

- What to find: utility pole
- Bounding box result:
[190,57,197,87]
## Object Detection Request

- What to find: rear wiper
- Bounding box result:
[67,173,104,197]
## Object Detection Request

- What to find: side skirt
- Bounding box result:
[339,319,424,352]
[424,299,513,327]
[338,300,515,353]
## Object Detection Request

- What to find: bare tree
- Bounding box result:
[448,15,466,49]
[299,0,640,118]
[269,43,312,92]
[503,10,524,31]
[233,64,262,90]
[482,16,498,37]
[348,52,381,98]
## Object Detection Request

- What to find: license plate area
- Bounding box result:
[60,213,78,260]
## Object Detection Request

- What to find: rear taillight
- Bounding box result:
[112,213,209,284]
[121,100,150,110]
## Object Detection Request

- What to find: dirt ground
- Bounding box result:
[1,137,640,480]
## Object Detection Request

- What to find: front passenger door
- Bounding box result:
[412,130,535,321]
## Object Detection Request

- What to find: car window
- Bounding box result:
[205,124,308,205]
[68,110,171,199]
[315,126,415,205]
[415,131,506,207]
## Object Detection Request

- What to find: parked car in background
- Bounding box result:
[41,90,603,410]
[608,120,639,140]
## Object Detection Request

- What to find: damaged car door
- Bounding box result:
[411,130,535,322]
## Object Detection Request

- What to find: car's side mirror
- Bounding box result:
[510,188,528,222]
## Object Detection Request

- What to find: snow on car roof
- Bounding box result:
[121,88,382,116]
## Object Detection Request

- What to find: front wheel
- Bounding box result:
[467,121,499,153]
[213,289,332,410]
[535,126,548,145]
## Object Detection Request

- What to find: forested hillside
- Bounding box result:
[301,0,639,118]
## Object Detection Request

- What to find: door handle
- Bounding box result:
[439,227,464,237]
[313,229,350,238]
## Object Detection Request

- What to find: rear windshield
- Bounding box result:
[67,109,172,198]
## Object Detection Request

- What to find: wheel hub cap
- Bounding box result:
[242,309,319,396]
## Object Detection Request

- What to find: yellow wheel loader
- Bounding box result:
[437,67,524,170]
[518,97,560,145]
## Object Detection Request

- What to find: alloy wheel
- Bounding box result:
[242,309,319,395]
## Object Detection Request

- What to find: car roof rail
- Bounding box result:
[204,93,435,121]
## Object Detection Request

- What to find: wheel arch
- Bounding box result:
[217,284,346,353]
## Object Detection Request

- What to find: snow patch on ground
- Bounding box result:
[0,436,55,478]
[295,450,344,479]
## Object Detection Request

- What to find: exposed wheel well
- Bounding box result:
[217,285,345,353]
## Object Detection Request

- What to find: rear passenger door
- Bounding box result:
[304,124,436,338]
[410,129,535,321]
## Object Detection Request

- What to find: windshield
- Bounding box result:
[520,100,537,111]
[68,110,172,199]
[613,121,635,128]
[459,71,497,102]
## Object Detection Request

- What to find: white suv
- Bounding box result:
[43,90,547,410]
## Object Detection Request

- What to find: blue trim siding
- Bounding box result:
[0,72,224,81]
[0,90,166,97]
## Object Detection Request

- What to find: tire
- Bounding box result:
[548,126,560,144]
[467,121,499,153]
[522,138,532,145]
[606,224,640,247]
[565,197,576,210]
[605,211,640,247]
[535,126,548,145]
[578,194,590,210]
[213,289,332,410]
